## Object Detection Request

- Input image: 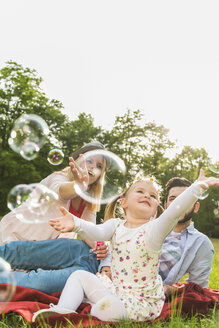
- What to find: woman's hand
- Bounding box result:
[69,155,89,191]
[49,207,75,233]
[197,168,219,188]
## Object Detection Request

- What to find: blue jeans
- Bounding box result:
[0,239,99,293]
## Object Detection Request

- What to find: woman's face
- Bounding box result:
[86,155,104,185]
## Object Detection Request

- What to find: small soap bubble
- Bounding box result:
[8,114,49,160]
[47,149,64,165]
[209,163,219,174]
[0,258,16,312]
[74,149,126,205]
[7,184,33,211]
[193,182,209,200]
[213,208,219,218]
[197,191,209,200]
[213,200,219,218]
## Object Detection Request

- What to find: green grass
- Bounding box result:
[209,239,219,290]
[0,239,218,328]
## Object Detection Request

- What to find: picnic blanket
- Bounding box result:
[0,283,218,327]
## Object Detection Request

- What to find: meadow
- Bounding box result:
[0,239,218,328]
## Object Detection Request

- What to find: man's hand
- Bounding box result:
[163,283,178,298]
[49,207,75,233]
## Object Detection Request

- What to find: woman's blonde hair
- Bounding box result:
[56,159,106,212]
[104,176,163,221]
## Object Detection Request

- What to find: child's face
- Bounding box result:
[100,266,111,279]
[122,181,159,219]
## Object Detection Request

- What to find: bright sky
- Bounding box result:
[1,0,219,162]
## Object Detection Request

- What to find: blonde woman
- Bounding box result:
[0,142,109,293]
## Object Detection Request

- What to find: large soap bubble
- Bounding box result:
[7,184,33,211]
[27,184,59,217]
[15,184,59,224]
[73,149,126,205]
[20,141,40,161]
[8,114,49,160]
[0,258,16,312]
[7,183,59,224]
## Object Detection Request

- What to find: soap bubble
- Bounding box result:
[7,184,33,211]
[213,200,219,218]
[0,258,16,311]
[213,208,219,218]
[198,190,209,200]
[74,149,126,205]
[209,163,219,174]
[27,184,59,216]
[193,181,209,200]
[47,149,64,165]
[15,184,59,223]
[20,141,40,161]
[8,114,49,160]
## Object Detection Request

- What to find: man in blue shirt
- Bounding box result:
[159,177,214,297]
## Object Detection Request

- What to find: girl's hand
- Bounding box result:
[92,242,108,259]
[69,155,89,191]
[197,169,219,188]
[49,207,75,233]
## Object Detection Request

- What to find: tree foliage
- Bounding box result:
[0,61,219,237]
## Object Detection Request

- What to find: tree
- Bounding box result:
[103,109,175,183]
[0,61,67,215]
[165,146,210,181]
[0,61,105,216]
[0,61,67,150]
[58,112,103,158]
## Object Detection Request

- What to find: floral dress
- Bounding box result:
[100,223,165,321]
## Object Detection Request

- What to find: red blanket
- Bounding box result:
[0,283,218,327]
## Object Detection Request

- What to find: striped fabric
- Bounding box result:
[159,231,182,281]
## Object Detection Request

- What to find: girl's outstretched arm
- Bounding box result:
[50,207,119,241]
[146,169,219,251]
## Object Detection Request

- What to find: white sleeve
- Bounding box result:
[145,182,206,251]
[73,217,119,241]
[40,173,69,199]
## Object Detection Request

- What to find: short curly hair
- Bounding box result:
[165,177,192,198]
